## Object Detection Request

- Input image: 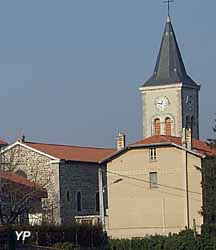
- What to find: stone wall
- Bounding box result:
[1,144,60,223]
[59,161,106,224]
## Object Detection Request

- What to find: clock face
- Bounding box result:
[155,96,169,111]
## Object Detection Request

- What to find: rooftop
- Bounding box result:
[0,171,47,197]
[23,141,116,163]
[132,135,216,157]
[101,135,216,163]
[143,17,198,87]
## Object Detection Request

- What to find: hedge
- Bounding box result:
[106,229,216,250]
[0,224,104,248]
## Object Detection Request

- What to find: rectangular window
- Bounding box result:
[149,172,158,188]
[149,147,157,160]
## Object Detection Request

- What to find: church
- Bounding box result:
[0,10,216,238]
[101,15,216,238]
[140,15,200,140]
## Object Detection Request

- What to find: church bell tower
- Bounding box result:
[139,16,200,139]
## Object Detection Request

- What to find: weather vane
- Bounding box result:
[163,0,174,17]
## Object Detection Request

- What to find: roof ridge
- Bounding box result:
[23,140,115,150]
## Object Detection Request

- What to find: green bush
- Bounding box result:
[107,229,216,250]
[53,242,79,250]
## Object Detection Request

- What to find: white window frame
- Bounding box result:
[149,147,157,160]
[149,172,158,188]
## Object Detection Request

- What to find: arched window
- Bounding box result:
[95,192,100,212]
[165,117,172,136]
[15,170,27,179]
[154,118,161,135]
[191,116,194,138]
[77,192,82,212]
[186,116,190,129]
[66,191,70,202]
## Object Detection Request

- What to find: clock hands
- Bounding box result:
[155,97,169,111]
[157,101,164,106]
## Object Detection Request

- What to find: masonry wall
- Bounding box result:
[140,85,182,138]
[2,144,60,224]
[59,161,106,224]
[140,84,199,139]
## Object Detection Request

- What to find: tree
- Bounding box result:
[207,115,216,149]
[0,146,48,225]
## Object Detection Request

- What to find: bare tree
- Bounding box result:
[0,145,51,225]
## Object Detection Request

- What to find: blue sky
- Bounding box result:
[0,0,215,147]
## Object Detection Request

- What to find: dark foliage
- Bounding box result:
[207,115,216,149]
[0,223,104,248]
[106,229,216,250]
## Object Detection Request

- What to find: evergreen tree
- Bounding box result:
[207,115,216,149]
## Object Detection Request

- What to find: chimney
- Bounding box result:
[116,133,126,151]
[181,128,186,147]
[21,134,25,142]
[186,128,192,150]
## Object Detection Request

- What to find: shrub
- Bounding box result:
[53,242,79,250]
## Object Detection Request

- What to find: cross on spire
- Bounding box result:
[163,0,174,17]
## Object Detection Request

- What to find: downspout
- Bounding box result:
[185,151,190,228]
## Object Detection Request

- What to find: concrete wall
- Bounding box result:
[106,146,202,238]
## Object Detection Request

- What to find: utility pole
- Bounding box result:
[98,168,105,230]
[184,151,190,228]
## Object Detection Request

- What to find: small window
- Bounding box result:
[186,116,190,129]
[15,170,27,179]
[95,192,100,212]
[154,118,161,135]
[66,191,70,202]
[191,116,194,138]
[149,148,157,160]
[77,192,82,212]
[149,172,158,188]
[165,117,172,136]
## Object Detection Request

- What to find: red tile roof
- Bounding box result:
[0,171,47,197]
[0,139,8,146]
[23,141,116,163]
[132,135,216,157]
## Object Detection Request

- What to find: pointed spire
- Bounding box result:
[143,17,197,87]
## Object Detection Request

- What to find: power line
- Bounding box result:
[104,169,202,196]
[105,173,201,202]
[112,177,201,203]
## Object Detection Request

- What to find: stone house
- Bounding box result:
[1,139,115,224]
[0,171,47,225]
[101,134,216,238]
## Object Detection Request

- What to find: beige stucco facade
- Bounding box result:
[106,145,203,238]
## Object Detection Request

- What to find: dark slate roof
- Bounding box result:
[143,16,198,87]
